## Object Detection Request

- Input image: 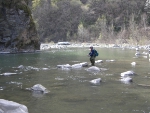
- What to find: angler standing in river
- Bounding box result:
[88,46,98,66]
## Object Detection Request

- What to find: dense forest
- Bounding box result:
[31,0,150,45]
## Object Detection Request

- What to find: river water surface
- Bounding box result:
[0,47,150,113]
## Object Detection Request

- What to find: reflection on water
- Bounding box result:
[0,48,150,113]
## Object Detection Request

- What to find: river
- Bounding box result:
[0,47,150,113]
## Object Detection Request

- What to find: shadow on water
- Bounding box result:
[0,48,150,113]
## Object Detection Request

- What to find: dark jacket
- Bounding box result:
[89,49,95,57]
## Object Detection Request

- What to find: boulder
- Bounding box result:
[71,62,88,68]
[31,84,49,93]
[57,62,88,69]
[120,71,135,77]
[18,65,24,69]
[0,99,28,113]
[90,78,101,85]
[86,66,100,72]
[135,51,141,56]
[0,73,17,76]
[79,62,88,67]
[120,77,133,84]
[57,64,71,68]
[95,60,103,63]
[131,62,136,66]
[106,60,115,62]
[71,64,82,69]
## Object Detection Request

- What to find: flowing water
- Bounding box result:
[0,47,150,113]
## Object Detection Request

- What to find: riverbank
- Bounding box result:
[40,43,150,51]
[1,42,150,54]
[0,49,40,54]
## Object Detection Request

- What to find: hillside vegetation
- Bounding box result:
[32,0,150,45]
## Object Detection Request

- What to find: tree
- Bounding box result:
[31,0,150,44]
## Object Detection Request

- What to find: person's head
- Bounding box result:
[90,46,93,50]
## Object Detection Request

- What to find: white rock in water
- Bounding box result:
[120,77,133,84]
[71,63,82,68]
[90,78,101,85]
[57,64,71,68]
[131,62,136,66]
[80,62,88,67]
[18,65,24,69]
[95,60,103,63]
[136,47,139,51]
[135,52,140,56]
[87,66,100,72]
[57,62,88,69]
[121,71,135,77]
[31,84,46,91]
[0,99,28,113]
[120,77,132,82]
[31,84,49,93]
[42,68,49,70]
[106,60,115,62]
[0,73,17,76]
